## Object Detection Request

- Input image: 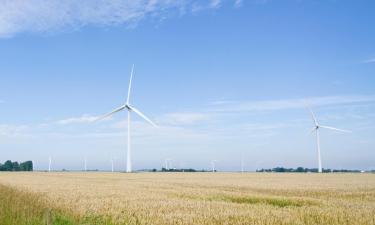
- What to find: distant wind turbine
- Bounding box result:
[110,158,115,172]
[84,157,87,172]
[211,160,217,173]
[95,65,157,173]
[164,158,173,170]
[48,157,51,172]
[306,105,351,173]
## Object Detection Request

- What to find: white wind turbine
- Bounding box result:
[165,158,172,170]
[84,157,87,172]
[307,105,351,173]
[211,160,218,173]
[110,157,116,172]
[48,156,52,172]
[95,65,156,173]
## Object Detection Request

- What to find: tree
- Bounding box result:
[12,162,20,171]
[20,161,33,171]
[0,160,33,172]
[3,160,13,171]
[296,167,304,173]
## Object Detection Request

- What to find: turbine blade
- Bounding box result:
[94,105,126,122]
[126,64,135,104]
[319,125,351,133]
[304,102,318,126]
[128,106,157,127]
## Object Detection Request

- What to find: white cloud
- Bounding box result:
[0,0,240,38]
[210,95,375,113]
[234,0,242,8]
[210,0,222,8]
[0,124,30,137]
[37,95,375,129]
[56,114,100,125]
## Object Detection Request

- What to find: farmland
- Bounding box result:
[0,172,374,225]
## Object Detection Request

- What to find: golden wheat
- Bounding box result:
[0,172,374,225]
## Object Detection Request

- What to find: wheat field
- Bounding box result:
[0,172,374,225]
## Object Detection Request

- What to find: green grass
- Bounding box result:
[179,193,317,208]
[212,195,316,207]
[0,184,76,225]
[0,184,114,225]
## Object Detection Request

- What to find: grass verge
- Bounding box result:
[0,184,114,225]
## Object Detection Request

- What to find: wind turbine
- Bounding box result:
[84,157,87,172]
[95,65,156,173]
[48,157,51,172]
[307,105,351,173]
[110,158,115,172]
[211,160,217,173]
[165,158,172,170]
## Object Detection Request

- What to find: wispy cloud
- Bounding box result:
[56,114,100,125]
[234,0,243,8]
[0,124,30,137]
[57,111,210,127]
[158,113,211,125]
[210,95,375,113]
[0,0,240,38]
[54,94,375,128]
[363,58,375,64]
[210,0,222,8]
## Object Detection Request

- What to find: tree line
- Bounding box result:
[138,168,210,172]
[0,160,33,171]
[256,167,362,173]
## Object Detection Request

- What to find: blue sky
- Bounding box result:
[0,0,374,171]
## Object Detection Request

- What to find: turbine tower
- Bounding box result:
[307,105,351,173]
[95,65,156,173]
[211,160,217,173]
[165,158,172,170]
[48,157,51,172]
[111,158,114,172]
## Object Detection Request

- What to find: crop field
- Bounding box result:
[0,172,374,225]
